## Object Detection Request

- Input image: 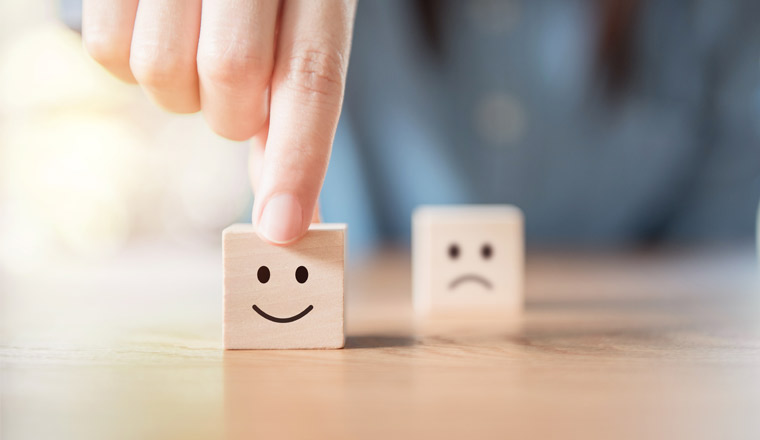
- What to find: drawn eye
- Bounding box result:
[257,266,270,283]
[448,243,460,259]
[481,243,493,259]
[295,266,309,284]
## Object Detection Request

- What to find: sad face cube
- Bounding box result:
[413,205,524,319]
[223,223,346,349]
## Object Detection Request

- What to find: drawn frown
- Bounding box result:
[446,242,494,291]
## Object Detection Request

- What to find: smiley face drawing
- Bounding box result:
[223,223,346,349]
[413,206,524,318]
[251,265,314,323]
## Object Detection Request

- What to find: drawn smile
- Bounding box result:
[252,304,314,323]
[448,274,493,290]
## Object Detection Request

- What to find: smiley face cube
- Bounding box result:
[223,223,346,349]
[413,205,524,319]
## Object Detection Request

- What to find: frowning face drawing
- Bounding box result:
[445,241,496,291]
[413,206,524,318]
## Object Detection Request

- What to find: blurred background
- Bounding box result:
[332,0,760,250]
[0,0,759,273]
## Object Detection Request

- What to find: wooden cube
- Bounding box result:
[413,205,524,319]
[223,223,346,349]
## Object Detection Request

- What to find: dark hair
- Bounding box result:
[595,0,641,96]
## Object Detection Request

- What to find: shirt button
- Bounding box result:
[467,0,521,34]
[474,92,527,147]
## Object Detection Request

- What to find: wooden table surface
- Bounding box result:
[2,245,760,439]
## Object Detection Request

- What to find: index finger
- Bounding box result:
[251,0,355,245]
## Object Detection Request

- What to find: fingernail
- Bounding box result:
[258,193,304,244]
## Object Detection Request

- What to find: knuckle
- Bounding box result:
[83,32,128,69]
[279,43,346,99]
[129,45,191,88]
[197,44,271,90]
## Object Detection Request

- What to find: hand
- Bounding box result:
[82,0,357,244]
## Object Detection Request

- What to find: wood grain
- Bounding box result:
[2,246,759,439]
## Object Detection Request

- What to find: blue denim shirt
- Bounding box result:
[322,0,760,252]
